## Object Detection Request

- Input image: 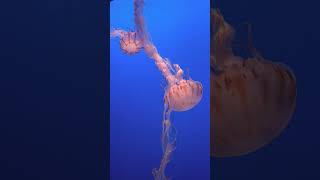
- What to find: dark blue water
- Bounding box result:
[213,0,320,179]
[110,0,210,179]
[0,1,108,180]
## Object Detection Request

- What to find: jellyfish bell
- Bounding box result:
[211,59,296,157]
[111,29,143,55]
[211,9,297,157]
[120,31,143,55]
[164,79,203,112]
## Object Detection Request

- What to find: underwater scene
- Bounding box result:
[212,0,320,179]
[110,0,210,179]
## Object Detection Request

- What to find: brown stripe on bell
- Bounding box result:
[211,9,297,157]
[165,79,203,112]
[119,31,143,55]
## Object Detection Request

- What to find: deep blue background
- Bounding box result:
[213,0,320,179]
[110,0,210,179]
[0,1,108,180]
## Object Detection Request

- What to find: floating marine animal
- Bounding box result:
[211,9,297,157]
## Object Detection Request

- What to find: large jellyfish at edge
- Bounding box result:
[211,9,297,157]
[111,1,203,179]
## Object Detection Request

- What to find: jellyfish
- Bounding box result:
[153,63,202,180]
[211,9,297,157]
[110,0,149,55]
[110,29,143,55]
[111,0,203,179]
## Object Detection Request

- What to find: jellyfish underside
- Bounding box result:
[165,79,203,112]
[211,9,296,157]
[112,0,203,179]
[152,80,202,180]
[154,78,202,180]
[111,29,143,55]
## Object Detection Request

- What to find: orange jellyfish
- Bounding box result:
[165,78,203,112]
[211,9,297,157]
[152,57,203,180]
[111,0,203,179]
[111,29,143,55]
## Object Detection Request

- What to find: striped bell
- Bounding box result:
[211,9,297,157]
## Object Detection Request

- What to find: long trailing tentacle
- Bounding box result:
[153,105,177,180]
[244,22,263,59]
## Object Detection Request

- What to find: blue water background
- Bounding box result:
[213,0,320,179]
[110,0,210,179]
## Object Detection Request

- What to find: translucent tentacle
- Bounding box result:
[245,22,263,59]
[153,105,177,180]
[110,28,126,38]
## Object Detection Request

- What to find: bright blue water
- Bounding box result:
[213,1,320,179]
[110,0,210,179]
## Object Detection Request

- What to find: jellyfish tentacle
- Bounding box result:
[244,22,263,59]
[110,28,126,38]
[174,64,184,82]
[112,0,202,179]
[164,58,175,74]
[154,105,176,180]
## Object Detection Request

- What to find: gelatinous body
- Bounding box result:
[111,29,143,55]
[211,9,296,157]
[165,79,203,111]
